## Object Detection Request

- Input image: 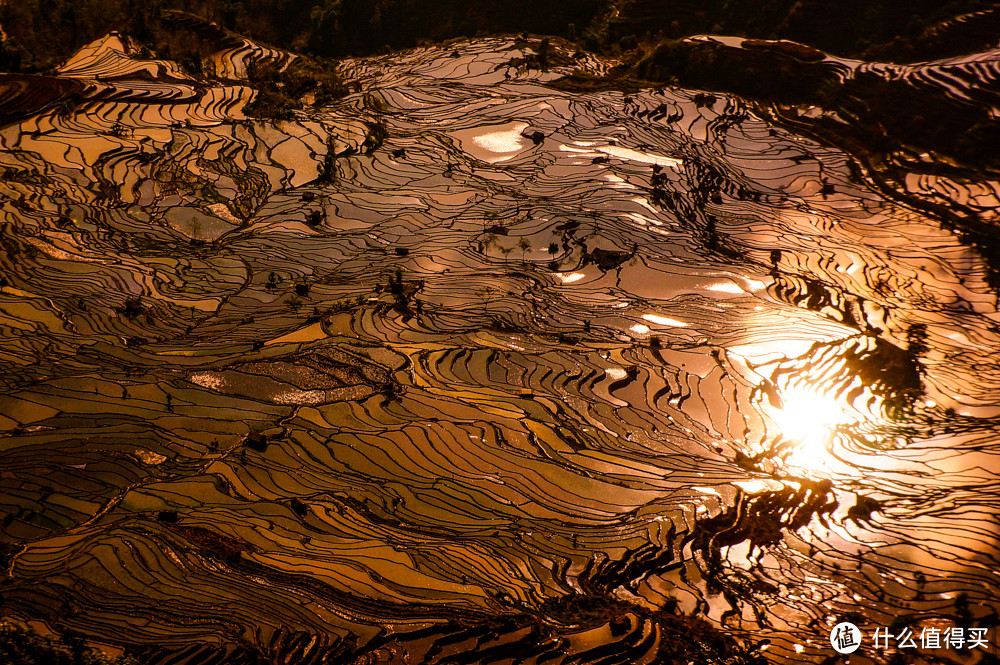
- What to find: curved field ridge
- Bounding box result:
[58,33,193,81]
[0,33,999,665]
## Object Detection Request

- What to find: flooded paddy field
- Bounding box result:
[1,32,1000,664]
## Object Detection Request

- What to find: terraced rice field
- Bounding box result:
[2,33,1000,664]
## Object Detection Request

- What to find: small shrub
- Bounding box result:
[120,297,143,319]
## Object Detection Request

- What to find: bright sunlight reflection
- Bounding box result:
[771,386,854,468]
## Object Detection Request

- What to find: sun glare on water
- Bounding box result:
[771,386,855,469]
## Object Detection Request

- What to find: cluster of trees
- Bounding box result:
[243,57,347,120]
[1,0,997,74]
[0,0,294,71]
[0,0,606,73]
[598,0,997,60]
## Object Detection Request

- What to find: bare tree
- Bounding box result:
[476,285,497,314]
[517,237,531,263]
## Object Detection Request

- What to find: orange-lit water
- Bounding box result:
[1,34,999,664]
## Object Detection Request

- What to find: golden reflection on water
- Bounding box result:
[770,384,863,472]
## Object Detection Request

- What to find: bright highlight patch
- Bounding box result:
[471,123,529,153]
[452,122,531,163]
[774,388,845,442]
[558,143,683,168]
[705,281,744,294]
[771,386,856,469]
[642,314,688,327]
[597,145,683,168]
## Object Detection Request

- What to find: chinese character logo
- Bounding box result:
[831,622,862,654]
